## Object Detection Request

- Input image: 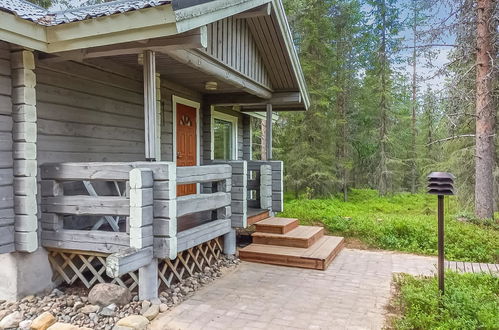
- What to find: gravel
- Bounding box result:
[0,256,239,329]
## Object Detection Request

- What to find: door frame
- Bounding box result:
[172,95,201,167]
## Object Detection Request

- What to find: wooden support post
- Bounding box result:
[223,228,236,256]
[266,104,272,160]
[139,257,158,301]
[11,49,38,252]
[242,115,252,161]
[143,50,158,161]
[129,168,157,300]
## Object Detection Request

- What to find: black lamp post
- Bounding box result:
[427,172,455,295]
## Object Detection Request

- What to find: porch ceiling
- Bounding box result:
[112,52,242,94]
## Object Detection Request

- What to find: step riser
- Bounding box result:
[252,229,324,248]
[239,251,325,270]
[254,221,299,234]
[247,211,270,226]
[239,237,345,271]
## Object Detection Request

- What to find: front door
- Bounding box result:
[176,102,197,196]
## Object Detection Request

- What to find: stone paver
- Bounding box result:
[151,249,439,330]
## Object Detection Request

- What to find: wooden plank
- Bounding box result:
[41,229,130,253]
[176,192,230,217]
[239,236,344,270]
[153,236,177,259]
[252,226,324,248]
[40,162,174,181]
[176,219,231,252]
[176,164,231,184]
[41,196,130,216]
[254,217,298,234]
[106,247,153,278]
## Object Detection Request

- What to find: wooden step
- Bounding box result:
[239,236,344,270]
[252,225,324,248]
[254,217,299,234]
[247,209,270,226]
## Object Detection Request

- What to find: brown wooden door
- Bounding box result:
[176,103,197,196]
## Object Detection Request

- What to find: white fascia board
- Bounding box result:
[174,0,272,33]
[272,0,310,110]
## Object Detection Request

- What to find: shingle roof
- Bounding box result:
[0,0,171,26]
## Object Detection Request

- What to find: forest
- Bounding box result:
[266,0,498,220]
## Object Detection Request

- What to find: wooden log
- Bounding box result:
[41,213,63,230]
[153,199,176,219]
[176,192,230,217]
[129,205,153,227]
[41,196,130,216]
[176,164,231,184]
[0,225,14,245]
[129,168,154,188]
[130,225,153,249]
[14,214,37,231]
[138,258,158,300]
[14,231,37,252]
[223,229,236,255]
[40,162,175,181]
[153,217,176,238]
[153,180,176,200]
[129,188,153,207]
[106,246,154,278]
[176,219,231,252]
[153,236,177,259]
[41,229,130,253]
[0,208,14,227]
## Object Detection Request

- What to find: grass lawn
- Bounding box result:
[279,189,499,263]
[387,272,499,330]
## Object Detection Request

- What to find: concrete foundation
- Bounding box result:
[0,248,54,301]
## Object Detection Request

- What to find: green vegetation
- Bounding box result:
[389,272,499,330]
[280,189,498,262]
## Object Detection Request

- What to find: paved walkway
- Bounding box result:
[150,249,432,330]
[151,249,497,330]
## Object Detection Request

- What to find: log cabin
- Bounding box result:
[0,0,343,301]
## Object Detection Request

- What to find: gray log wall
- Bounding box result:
[0,42,14,254]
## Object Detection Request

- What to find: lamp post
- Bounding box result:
[427,172,455,295]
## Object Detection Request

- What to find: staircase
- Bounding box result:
[239,217,344,270]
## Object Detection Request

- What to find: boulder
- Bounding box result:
[141,305,159,321]
[30,311,56,330]
[88,284,131,306]
[0,311,23,329]
[114,315,149,330]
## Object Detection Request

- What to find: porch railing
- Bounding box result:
[247,160,284,213]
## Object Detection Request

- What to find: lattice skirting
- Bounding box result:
[158,237,223,288]
[47,249,139,291]
[46,237,224,292]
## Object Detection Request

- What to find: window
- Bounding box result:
[211,110,238,160]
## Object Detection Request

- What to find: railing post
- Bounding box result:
[260,164,272,210]
[151,162,177,260]
[269,161,284,212]
[129,168,157,300]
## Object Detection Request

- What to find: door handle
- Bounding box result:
[177,152,181,159]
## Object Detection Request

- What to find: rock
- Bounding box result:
[88,284,132,307]
[159,304,168,313]
[46,322,79,330]
[171,296,179,304]
[19,319,32,329]
[100,304,117,317]
[51,289,64,297]
[31,311,57,330]
[0,311,23,329]
[139,301,150,315]
[141,305,159,321]
[80,305,100,314]
[73,302,84,311]
[114,315,149,330]
[0,310,10,321]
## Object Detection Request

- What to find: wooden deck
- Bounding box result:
[446,260,499,275]
[247,208,270,226]
[239,217,344,270]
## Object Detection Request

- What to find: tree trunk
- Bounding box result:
[410,1,418,194]
[378,0,388,196]
[474,0,496,219]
